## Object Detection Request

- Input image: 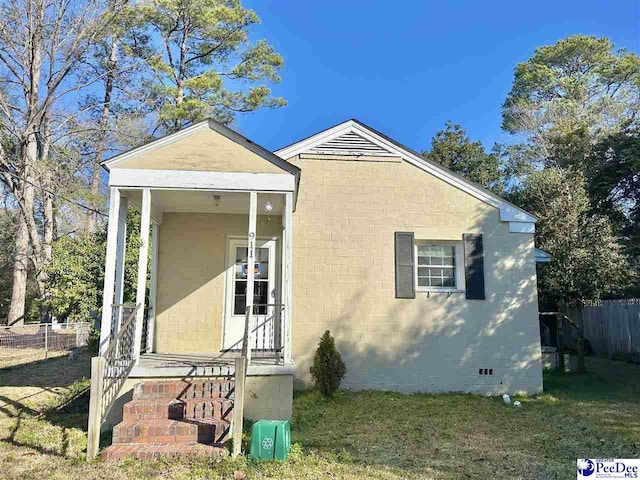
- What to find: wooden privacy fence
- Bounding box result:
[564,299,640,362]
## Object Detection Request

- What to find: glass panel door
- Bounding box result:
[223,238,278,351]
[233,246,270,315]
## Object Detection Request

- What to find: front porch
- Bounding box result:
[86,120,300,460]
[98,187,295,368]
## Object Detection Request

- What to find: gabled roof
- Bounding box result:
[275,119,537,229]
[102,118,300,176]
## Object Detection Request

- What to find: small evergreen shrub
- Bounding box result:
[310,330,346,398]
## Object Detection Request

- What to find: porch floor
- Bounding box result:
[131,352,295,378]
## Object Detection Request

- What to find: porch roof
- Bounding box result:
[102,119,300,195]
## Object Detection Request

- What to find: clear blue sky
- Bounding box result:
[235,0,639,153]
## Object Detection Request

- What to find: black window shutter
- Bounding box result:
[395,232,415,299]
[463,234,485,300]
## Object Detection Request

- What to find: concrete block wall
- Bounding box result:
[154,212,281,353]
[287,155,543,395]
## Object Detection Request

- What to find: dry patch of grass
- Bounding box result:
[0,347,68,369]
[0,355,638,479]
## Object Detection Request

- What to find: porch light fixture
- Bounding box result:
[264,201,273,213]
[213,194,221,207]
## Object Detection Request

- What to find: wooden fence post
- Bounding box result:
[86,356,105,461]
[232,357,247,457]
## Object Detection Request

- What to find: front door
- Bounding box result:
[223,238,278,351]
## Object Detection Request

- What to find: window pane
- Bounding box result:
[430,256,443,266]
[254,281,269,314]
[233,279,272,315]
[416,244,457,289]
[233,280,247,315]
[235,246,269,279]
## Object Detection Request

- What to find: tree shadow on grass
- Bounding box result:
[0,350,91,458]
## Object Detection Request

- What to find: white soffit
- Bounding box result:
[275,120,537,232]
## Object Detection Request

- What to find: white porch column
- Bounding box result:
[245,191,258,353]
[99,188,123,355]
[133,189,152,364]
[282,192,293,364]
[146,223,159,353]
[113,196,129,324]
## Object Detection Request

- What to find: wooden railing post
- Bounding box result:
[232,356,247,457]
[87,356,106,461]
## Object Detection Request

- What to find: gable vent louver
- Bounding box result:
[308,132,395,156]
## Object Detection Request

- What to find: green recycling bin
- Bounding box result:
[249,419,291,461]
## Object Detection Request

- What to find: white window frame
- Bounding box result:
[414,240,465,293]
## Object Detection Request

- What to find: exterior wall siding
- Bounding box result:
[154,212,281,353]
[287,155,543,395]
[117,128,283,173]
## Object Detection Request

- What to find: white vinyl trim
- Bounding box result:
[275,120,537,227]
[133,189,152,365]
[509,222,536,233]
[99,188,123,355]
[414,240,465,293]
[535,248,553,263]
[110,169,296,192]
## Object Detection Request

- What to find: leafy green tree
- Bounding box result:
[511,168,630,305]
[588,126,640,294]
[422,121,506,194]
[502,35,640,297]
[45,209,141,322]
[502,35,640,170]
[46,233,106,322]
[132,0,285,132]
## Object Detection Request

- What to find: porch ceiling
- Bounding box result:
[123,189,285,218]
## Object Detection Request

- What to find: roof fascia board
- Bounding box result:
[109,168,296,192]
[206,120,300,176]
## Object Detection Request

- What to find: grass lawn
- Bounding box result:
[0,347,69,369]
[0,352,638,479]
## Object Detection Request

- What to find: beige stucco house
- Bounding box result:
[97,118,544,432]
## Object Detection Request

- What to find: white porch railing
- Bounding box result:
[87,303,141,460]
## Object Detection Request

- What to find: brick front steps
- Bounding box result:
[102,442,225,461]
[101,379,233,461]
